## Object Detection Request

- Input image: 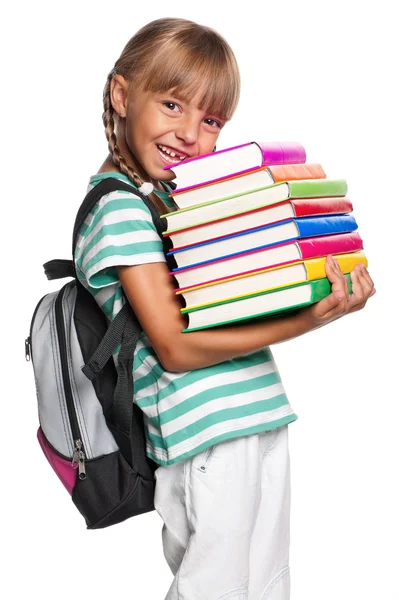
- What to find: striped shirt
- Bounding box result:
[75,171,298,466]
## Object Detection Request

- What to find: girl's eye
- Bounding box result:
[204,118,222,128]
[163,101,180,112]
[162,101,222,127]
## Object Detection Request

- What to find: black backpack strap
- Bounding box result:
[81,302,134,380]
[112,311,153,478]
[43,259,76,280]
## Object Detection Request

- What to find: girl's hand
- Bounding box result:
[299,254,376,329]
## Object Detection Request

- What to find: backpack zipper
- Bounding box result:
[54,284,86,480]
[25,293,47,361]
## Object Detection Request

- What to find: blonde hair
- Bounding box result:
[102,17,240,207]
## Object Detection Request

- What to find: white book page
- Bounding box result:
[184,262,307,307]
[171,203,294,247]
[171,143,261,189]
[174,242,302,288]
[173,168,274,209]
[175,221,298,268]
[188,283,311,328]
[167,183,289,231]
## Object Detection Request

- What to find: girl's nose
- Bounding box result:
[175,116,200,146]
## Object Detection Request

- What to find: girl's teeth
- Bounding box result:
[158,145,186,161]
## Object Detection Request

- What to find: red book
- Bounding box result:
[165,197,353,250]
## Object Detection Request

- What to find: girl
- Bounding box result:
[74,17,375,600]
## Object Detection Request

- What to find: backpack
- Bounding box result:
[25,177,176,530]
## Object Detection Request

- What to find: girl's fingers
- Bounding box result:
[313,290,344,320]
[330,256,349,307]
[359,263,374,289]
[337,258,350,300]
[348,265,374,310]
[313,259,376,322]
[325,255,345,289]
[349,268,363,303]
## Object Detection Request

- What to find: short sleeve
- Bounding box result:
[74,190,166,289]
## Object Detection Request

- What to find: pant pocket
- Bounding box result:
[261,566,290,600]
[161,523,187,575]
[261,426,284,459]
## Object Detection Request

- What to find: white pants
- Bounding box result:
[154,424,291,600]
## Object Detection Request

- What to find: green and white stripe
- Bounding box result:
[75,172,298,466]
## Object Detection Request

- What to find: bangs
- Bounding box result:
[139,37,240,121]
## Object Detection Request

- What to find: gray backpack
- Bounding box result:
[25,177,175,529]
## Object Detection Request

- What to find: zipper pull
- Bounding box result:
[71,442,80,469]
[25,337,31,362]
[72,440,87,480]
[78,450,87,480]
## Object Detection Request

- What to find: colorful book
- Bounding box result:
[163,141,306,191]
[171,232,363,289]
[169,215,358,270]
[169,163,326,209]
[165,197,353,249]
[270,163,326,183]
[177,252,367,309]
[181,275,352,332]
[162,179,348,232]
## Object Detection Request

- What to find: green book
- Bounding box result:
[164,179,348,233]
[182,275,352,332]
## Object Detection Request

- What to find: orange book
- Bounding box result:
[269,163,326,182]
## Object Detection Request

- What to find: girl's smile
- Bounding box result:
[155,143,190,165]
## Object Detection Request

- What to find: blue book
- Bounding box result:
[169,215,357,271]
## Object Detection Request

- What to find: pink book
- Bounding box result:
[163,141,306,193]
[170,232,363,291]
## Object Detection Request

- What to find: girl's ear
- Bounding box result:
[110,74,129,118]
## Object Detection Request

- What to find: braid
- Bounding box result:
[102,70,170,214]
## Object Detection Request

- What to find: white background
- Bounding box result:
[3,1,398,598]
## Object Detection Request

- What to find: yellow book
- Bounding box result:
[178,252,367,311]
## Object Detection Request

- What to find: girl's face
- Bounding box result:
[117,80,226,184]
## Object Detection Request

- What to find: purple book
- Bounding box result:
[163,141,306,193]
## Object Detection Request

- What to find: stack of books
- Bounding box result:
[162,141,367,332]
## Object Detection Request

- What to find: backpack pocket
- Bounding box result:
[37,426,77,494]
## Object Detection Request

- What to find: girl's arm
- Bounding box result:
[117,254,375,372]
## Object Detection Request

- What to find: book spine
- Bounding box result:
[297,232,363,259]
[270,163,326,182]
[295,215,358,239]
[291,198,353,217]
[304,252,367,281]
[257,142,306,165]
[289,179,348,198]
